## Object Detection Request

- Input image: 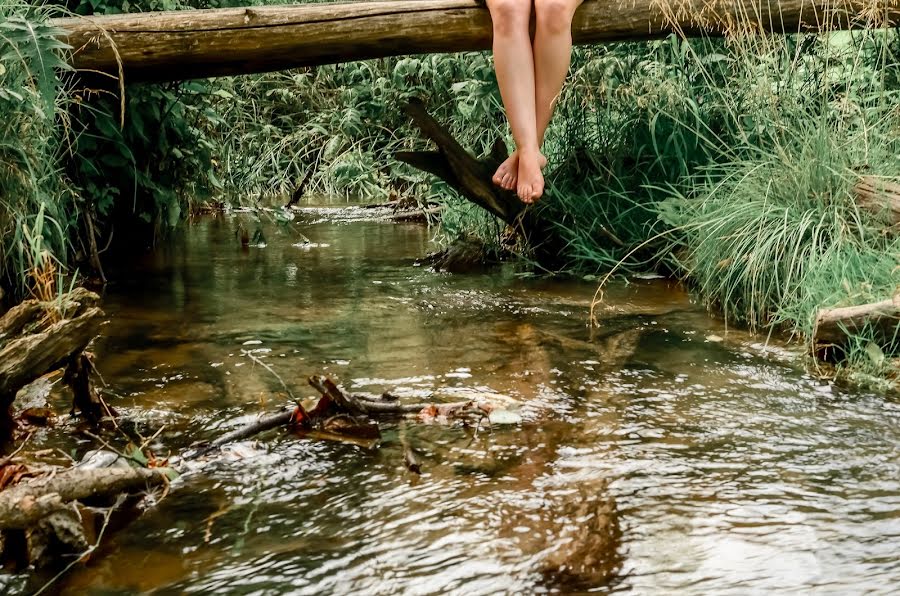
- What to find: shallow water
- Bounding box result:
[5,202,900,594]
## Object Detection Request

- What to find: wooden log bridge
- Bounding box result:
[53,0,900,83]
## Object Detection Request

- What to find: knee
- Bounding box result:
[534,0,576,35]
[489,0,530,36]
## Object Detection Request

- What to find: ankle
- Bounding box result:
[518,148,542,161]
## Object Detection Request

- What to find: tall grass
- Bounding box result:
[641,24,900,383]
[0,2,75,299]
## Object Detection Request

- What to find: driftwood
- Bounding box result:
[812,293,900,350]
[52,0,900,83]
[0,465,171,570]
[854,175,900,229]
[183,375,499,461]
[0,302,44,343]
[0,309,103,407]
[308,374,493,417]
[0,289,105,439]
[182,408,298,459]
[63,353,107,424]
[0,467,169,530]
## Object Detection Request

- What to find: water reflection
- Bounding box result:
[7,208,898,594]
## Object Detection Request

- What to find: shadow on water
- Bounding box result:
[6,202,900,595]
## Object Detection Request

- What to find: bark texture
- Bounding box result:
[398,98,565,265]
[0,308,103,404]
[854,175,900,228]
[813,293,900,347]
[0,467,169,530]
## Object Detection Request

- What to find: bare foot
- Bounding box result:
[492,152,519,191]
[493,152,547,191]
[517,150,545,203]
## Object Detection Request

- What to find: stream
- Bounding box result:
[4,201,900,594]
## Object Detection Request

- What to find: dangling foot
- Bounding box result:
[492,152,519,191]
[517,150,545,204]
[492,152,547,191]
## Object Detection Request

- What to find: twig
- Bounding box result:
[82,431,146,467]
[54,448,77,464]
[182,408,298,460]
[203,502,230,544]
[138,425,167,452]
[32,493,126,596]
[0,432,32,468]
[398,423,420,475]
[244,351,297,402]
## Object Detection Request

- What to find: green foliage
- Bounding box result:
[649,28,900,380]
[207,52,502,203]
[0,3,74,296]
[64,0,224,236]
[2,0,897,385]
[68,80,223,227]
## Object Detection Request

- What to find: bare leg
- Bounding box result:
[532,0,582,145]
[509,0,585,203]
[487,0,543,201]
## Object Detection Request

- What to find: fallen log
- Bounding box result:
[0,289,105,439]
[308,374,495,418]
[854,175,900,229]
[812,293,900,351]
[52,0,900,83]
[0,288,98,345]
[182,375,502,461]
[0,308,103,404]
[0,302,44,344]
[0,467,169,530]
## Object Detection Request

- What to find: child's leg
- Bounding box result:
[533,0,582,144]
[486,0,542,200]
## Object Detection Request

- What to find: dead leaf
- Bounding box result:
[0,463,33,490]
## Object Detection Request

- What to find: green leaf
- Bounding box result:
[128,446,148,466]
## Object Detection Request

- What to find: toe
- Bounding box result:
[518,184,530,202]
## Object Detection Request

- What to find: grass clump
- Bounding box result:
[648,26,900,385]
[0,2,76,299]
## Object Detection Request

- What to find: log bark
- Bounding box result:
[52,0,900,83]
[0,307,104,405]
[0,301,43,345]
[854,175,900,228]
[0,467,169,530]
[0,288,99,347]
[813,293,900,347]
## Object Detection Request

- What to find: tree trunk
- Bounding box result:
[397,98,566,265]
[52,0,900,83]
